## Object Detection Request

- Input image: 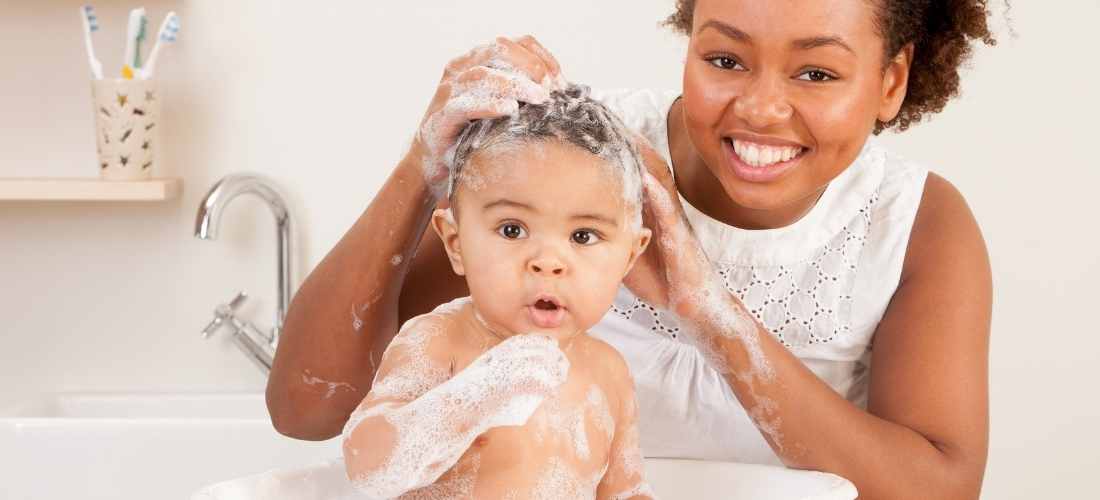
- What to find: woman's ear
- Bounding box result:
[878,42,914,123]
[623,227,652,276]
[431,208,465,276]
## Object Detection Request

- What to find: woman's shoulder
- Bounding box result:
[902,171,990,282]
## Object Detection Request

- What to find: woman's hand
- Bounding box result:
[410,36,568,193]
[623,136,725,327]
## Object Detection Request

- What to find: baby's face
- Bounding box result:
[433,141,650,341]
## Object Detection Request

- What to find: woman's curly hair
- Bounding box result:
[663,0,1001,133]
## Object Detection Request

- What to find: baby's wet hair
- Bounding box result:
[445,84,645,220]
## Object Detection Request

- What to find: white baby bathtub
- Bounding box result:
[0,392,855,500]
[193,456,857,500]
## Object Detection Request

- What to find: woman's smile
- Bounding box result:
[722,133,811,183]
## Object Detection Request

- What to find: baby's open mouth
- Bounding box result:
[534,298,560,311]
[528,296,566,329]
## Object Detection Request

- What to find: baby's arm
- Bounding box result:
[342,313,569,498]
[596,356,658,500]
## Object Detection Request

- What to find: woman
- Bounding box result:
[267,0,996,498]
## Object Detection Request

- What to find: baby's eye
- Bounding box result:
[571,230,601,246]
[497,223,527,240]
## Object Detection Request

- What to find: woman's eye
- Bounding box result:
[571,230,601,246]
[498,223,527,240]
[797,69,836,82]
[706,56,743,71]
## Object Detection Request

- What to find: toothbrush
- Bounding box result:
[139,12,179,80]
[121,8,146,79]
[80,5,103,80]
[134,9,148,68]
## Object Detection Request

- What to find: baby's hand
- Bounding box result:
[449,334,570,430]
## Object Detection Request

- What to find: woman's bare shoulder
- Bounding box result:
[902,171,991,284]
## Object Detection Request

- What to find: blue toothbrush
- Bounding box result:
[139,12,179,80]
[80,5,103,79]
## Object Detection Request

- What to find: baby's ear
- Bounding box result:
[624,227,652,275]
[430,208,465,276]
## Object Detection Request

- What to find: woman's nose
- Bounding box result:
[733,76,794,128]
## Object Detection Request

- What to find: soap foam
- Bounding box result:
[350,291,383,334]
[587,385,616,443]
[446,84,645,230]
[398,451,481,500]
[417,63,551,195]
[527,457,601,500]
[300,369,358,399]
[343,302,570,498]
[643,173,773,381]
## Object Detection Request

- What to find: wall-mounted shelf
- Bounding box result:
[0,178,182,202]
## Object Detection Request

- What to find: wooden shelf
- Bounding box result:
[0,177,182,202]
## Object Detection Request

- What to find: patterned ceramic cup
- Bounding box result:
[92,78,161,181]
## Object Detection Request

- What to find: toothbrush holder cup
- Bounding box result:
[92,78,161,181]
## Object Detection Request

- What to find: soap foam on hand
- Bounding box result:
[415,41,557,194]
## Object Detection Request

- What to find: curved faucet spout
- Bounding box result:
[195,174,292,342]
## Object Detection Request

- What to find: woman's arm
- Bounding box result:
[633,151,991,499]
[266,36,566,440]
[267,148,445,441]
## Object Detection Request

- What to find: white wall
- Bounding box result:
[1,1,1095,498]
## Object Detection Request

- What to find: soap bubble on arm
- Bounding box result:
[342,313,570,498]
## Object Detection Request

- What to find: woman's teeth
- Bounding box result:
[731,139,803,168]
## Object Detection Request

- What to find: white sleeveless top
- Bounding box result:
[589,88,930,465]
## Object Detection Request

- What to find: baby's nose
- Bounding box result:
[528,256,565,276]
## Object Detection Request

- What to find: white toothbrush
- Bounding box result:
[80,5,103,80]
[139,12,179,80]
[122,7,147,78]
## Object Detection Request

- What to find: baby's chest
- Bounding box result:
[475,377,618,469]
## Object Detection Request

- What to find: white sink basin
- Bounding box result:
[0,393,340,500]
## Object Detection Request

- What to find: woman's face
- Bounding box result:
[681,0,908,212]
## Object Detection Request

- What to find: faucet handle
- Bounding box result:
[201,291,248,339]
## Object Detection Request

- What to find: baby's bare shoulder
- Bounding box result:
[388,299,469,361]
[579,334,629,368]
[576,335,634,393]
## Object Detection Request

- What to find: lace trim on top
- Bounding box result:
[611,189,880,350]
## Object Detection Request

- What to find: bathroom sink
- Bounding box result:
[0,392,340,500]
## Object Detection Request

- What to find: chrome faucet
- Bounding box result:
[195,173,293,374]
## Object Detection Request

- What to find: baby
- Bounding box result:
[341,85,657,500]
